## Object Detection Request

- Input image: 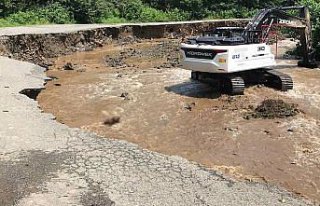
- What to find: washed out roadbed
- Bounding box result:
[37,38,320,203]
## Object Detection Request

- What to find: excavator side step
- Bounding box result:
[264,69,293,91]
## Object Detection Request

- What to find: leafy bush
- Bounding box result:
[64,0,118,23]
[0,0,317,34]
[207,9,238,19]
[166,9,189,21]
[118,0,144,20]
[99,16,127,24]
[0,3,74,27]
[39,3,74,24]
[7,11,50,25]
[0,19,14,27]
[139,7,170,22]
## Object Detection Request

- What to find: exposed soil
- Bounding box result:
[38,38,320,204]
[0,20,248,67]
[245,99,300,119]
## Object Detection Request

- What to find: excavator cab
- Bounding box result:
[186,27,246,46]
[203,27,245,38]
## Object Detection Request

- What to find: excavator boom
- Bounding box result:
[180,5,317,95]
[245,6,316,68]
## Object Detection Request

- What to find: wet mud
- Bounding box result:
[245,99,300,119]
[37,39,320,203]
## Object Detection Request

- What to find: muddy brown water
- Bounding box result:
[38,39,320,203]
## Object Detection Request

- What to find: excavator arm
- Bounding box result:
[244,6,317,68]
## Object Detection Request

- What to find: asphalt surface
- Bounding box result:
[0,23,311,205]
[0,56,311,206]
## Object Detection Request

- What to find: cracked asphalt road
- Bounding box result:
[0,20,248,36]
[0,38,313,205]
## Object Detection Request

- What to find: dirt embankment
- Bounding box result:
[0,20,248,67]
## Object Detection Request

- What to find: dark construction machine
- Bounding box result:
[180,6,318,95]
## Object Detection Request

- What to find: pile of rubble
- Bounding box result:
[105,41,181,69]
[245,99,300,119]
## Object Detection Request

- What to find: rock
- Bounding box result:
[183,102,196,111]
[105,55,126,68]
[287,128,294,132]
[160,114,169,123]
[103,116,121,126]
[120,92,128,97]
[120,92,131,100]
[225,127,234,132]
[245,99,300,119]
[48,76,59,81]
[244,115,251,120]
[264,130,271,135]
[302,148,313,154]
[63,62,74,70]
[40,61,54,69]
[76,67,87,73]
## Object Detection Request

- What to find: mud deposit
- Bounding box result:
[38,39,320,203]
[245,99,300,119]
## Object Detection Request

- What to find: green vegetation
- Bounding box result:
[299,0,320,59]
[0,0,318,25]
[0,0,319,57]
[0,0,293,25]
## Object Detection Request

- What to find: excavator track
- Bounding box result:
[222,76,245,95]
[264,69,293,91]
[191,72,245,95]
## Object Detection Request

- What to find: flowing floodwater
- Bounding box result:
[38,39,320,203]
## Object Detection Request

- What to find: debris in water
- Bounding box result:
[63,62,74,70]
[120,92,131,100]
[105,55,126,67]
[103,116,121,126]
[287,128,294,132]
[220,95,237,103]
[48,75,59,80]
[183,102,196,111]
[76,67,86,72]
[105,41,181,69]
[244,99,300,119]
